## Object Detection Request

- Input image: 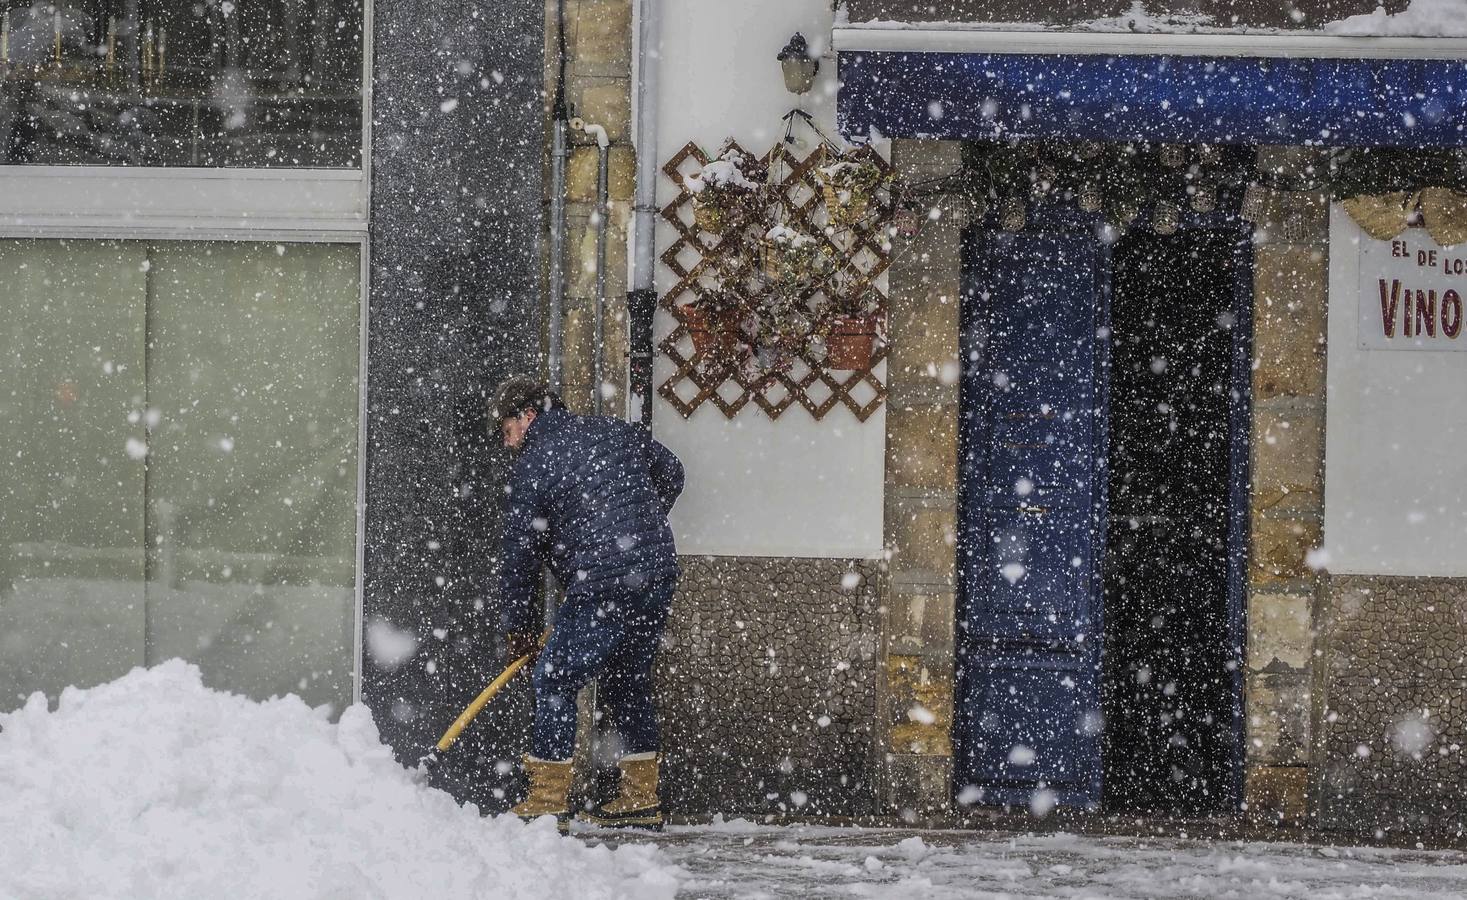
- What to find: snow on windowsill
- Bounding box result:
[837,0,1467,38]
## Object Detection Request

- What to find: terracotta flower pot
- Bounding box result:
[823,314,879,370]
[681,305,744,360]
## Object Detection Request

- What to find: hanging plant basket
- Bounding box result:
[684,149,759,236]
[760,225,833,286]
[693,200,744,235]
[817,156,885,228]
[820,313,881,370]
[1190,184,1217,213]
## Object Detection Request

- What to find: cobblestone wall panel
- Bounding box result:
[1316,575,1467,832]
[655,556,882,816]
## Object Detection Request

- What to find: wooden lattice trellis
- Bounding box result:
[657,139,893,421]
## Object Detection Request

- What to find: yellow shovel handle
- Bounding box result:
[434,654,533,753]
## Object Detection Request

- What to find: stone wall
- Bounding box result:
[546,0,635,414]
[878,139,966,819]
[541,3,896,821]
[1242,149,1331,823]
[1315,577,1467,833]
[654,556,882,817]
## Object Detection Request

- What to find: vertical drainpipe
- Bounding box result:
[547,0,570,396]
[548,119,569,395]
[593,128,611,415]
[572,117,611,415]
[544,1,571,626]
[626,0,660,424]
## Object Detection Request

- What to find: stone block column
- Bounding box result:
[546,0,635,415]
[1243,147,1331,823]
[878,139,965,820]
[365,0,546,809]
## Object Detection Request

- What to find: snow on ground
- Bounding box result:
[0,661,678,900]
[9,663,1467,900]
[595,822,1467,900]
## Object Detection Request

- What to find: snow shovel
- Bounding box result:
[416,653,533,776]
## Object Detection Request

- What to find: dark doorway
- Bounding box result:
[1102,228,1244,816]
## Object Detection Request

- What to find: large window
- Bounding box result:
[0,0,363,166]
[0,239,361,711]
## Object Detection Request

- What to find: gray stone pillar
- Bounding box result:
[362,0,546,811]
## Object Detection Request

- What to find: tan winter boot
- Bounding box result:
[580,752,663,830]
[511,756,574,831]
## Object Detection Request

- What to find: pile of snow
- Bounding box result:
[1326,0,1467,36]
[843,0,1467,35]
[683,149,756,195]
[0,661,679,900]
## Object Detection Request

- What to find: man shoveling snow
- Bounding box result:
[492,377,684,831]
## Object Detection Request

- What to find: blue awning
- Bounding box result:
[837,51,1467,147]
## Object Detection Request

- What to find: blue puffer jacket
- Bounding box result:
[498,408,684,633]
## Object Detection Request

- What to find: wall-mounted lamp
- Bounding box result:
[777,32,819,95]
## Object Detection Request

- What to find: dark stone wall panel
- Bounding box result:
[1316,575,1467,833]
[364,0,546,811]
[656,557,883,818]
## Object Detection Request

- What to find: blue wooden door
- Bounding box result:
[955,229,1109,809]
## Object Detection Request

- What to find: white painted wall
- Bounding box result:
[650,0,886,558]
[1324,206,1467,575]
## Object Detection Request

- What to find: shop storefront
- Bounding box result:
[0,0,548,762]
[827,10,1467,829]
[0,237,363,710]
[0,0,369,714]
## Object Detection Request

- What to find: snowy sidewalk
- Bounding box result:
[9,662,1467,900]
[586,822,1467,899]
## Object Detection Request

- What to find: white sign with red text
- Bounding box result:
[1359,231,1467,350]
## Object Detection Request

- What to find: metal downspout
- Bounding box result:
[547,0,571,395]
[544,0,571,629]
[594,137,610,415]
[573,117,612,415]
[548,119,569,395]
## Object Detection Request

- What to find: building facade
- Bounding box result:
[7,0,1467,840]
[541,0,1467,835]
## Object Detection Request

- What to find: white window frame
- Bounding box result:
[0,0,374,705]
[832,26,1467,60]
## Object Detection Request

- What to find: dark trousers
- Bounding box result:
[531,573,675,761]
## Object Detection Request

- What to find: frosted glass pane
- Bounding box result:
[143,242,359,711]
[0,239,148,711]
